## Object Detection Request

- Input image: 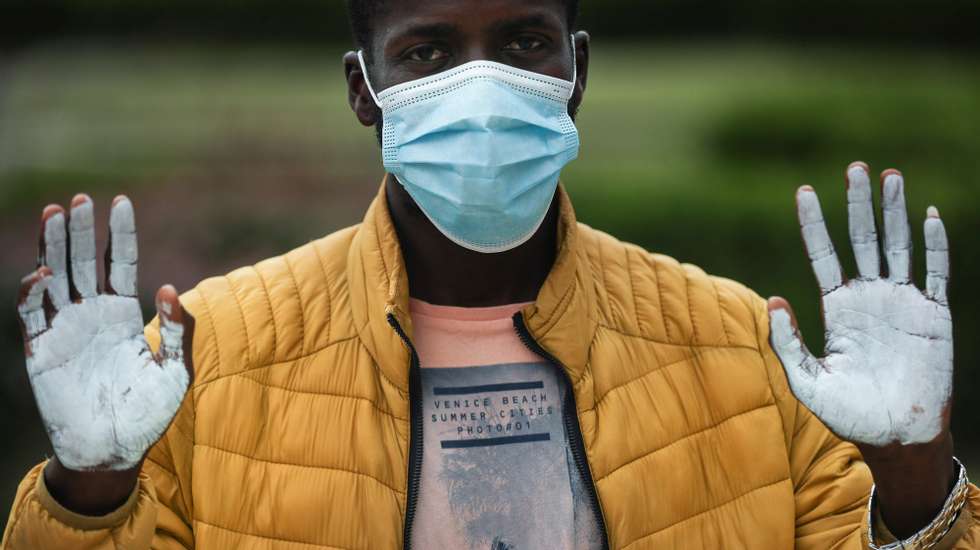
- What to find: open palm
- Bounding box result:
[768,163,952,447]
[16,196,193,471]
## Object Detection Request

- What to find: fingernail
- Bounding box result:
[42,204,65,221]
[846,164,872,195]
[70,198,94,216]
[797,189,823,223]
[927,205,940,218]
[880,168,903,184]
[882,173,903,199]
[70,193,91,208]
[109,196,136,231]
[847,164,869,181]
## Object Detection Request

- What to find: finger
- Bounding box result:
[845,162,881,279]
[767,297,822,394]
[69,194,98,298]
[17,267,53,343]
[881,170,912,283]
[156,285,184,360]
[39,205,71,310]
[797,186,844,294]
[107,195,138,297]
[155,285,195,383]
[924,206,949,304]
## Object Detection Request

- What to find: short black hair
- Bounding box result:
[346,0,581,53]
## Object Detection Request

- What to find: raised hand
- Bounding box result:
[768,163,953,448]
[16,195,193,472]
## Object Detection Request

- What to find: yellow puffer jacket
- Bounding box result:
[4,184,978,549]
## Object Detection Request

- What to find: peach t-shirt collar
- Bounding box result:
[408,298,541,369]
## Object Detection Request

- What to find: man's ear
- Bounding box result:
[343,51,380,127]
[569,31,591,117]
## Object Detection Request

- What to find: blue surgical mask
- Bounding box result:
[358,40,580,253]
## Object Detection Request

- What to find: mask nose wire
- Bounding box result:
[356,50,383,108]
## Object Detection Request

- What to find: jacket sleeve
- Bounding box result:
[1,289,208,550]
[753,297,980,549]
[1,456,191,549]
[1,407,194,549]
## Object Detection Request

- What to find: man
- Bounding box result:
[2,0,977,548]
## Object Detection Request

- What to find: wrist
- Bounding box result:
[868,457,970,550]
[43,456,143,517]
[858,433,956,539]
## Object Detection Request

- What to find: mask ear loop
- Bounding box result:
[356,50,383,108]
[569,34,578,85]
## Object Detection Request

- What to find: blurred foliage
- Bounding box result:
[3,0,980,49]
[1,41,979,524]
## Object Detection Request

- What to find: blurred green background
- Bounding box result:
[2,0,979,528]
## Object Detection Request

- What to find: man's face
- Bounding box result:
[344,0,590,129]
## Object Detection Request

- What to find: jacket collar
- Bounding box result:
[347,178,599,394]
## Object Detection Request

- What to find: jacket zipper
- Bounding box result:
[513,313,611,550]
[387,313,424,550]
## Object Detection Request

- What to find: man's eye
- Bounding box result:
[503,37,544,52]
[407,45,449,62]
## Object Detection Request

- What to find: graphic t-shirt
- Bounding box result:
[409,298,602,550]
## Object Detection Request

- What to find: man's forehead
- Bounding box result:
[374,0,568,43]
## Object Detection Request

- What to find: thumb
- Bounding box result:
[155,284,195,384]
[767,297,822,394]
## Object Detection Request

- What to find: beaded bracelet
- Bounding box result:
[867,457,969,550]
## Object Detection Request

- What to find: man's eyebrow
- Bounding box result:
[388,21,458,42]
[489,14,562,35]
